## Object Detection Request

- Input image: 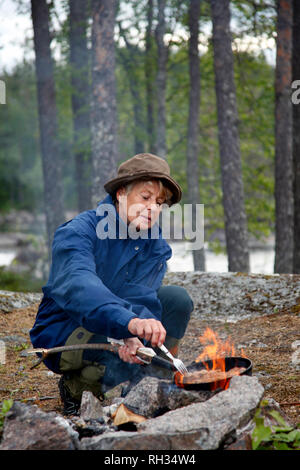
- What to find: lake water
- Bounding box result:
[168,242,275,273]
[0,241,275,275]
[0,249,16,267]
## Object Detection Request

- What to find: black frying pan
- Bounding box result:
[173,356,252,391]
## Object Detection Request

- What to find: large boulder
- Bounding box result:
[0,401,80,450]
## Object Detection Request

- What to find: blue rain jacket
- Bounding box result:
[30,194,172,372]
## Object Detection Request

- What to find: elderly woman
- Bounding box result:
[30,153,194,415]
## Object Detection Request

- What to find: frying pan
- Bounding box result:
[174,356,253,391]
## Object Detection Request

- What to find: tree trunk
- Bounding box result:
[210,0,249,272]
[31,0,65,256]
[274,0,294,273]
[118,22,145,155]
[91,0,118,205]
[155,0,168,158]
[293,0,300,272]
[187,0,205,271]
[69,0,92,212]
[145,0,156,153]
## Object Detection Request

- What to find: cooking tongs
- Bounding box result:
[110,339,188,374]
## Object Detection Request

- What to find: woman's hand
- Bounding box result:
[127,318,166,348]
[118,337,145,364]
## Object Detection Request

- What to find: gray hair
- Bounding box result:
[123,179,173,206]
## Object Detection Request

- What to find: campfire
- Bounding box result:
[16,327,264,451]
[175,327,252,391]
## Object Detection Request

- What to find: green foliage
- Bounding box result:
[0,267,44,293]
[0,62,42,211]
[231,0,276,38]
[0,399,13,434]
[0,0,278,249]
[252,400,300,450]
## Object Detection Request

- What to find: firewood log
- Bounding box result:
[112,403,147,426]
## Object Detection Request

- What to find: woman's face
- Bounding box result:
[116,180,166,231]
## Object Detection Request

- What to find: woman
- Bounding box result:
[30,153,194,414]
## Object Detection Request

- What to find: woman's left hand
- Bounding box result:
[118,337,145,364]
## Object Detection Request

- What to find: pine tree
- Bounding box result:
[210,0,249,272]
[31,0,65,256]
[274,0,293,273]
[91,0,118,204]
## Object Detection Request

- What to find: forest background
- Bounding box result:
[0,0,298,291]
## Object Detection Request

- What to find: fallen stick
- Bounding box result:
[22,396,57,402]
[26,343,155,369]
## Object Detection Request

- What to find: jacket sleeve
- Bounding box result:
[46,223,139,339]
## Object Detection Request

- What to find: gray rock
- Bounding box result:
[0,401,80,450]
[159,380,213,410]
[102,403,122,422]
[80,391,103,420]
[163,271,300,323]
[0,290,42,313]
[123,377,163,418]
[2,271,300,320]
[291,340,300,370]
[70,416,109,439]
[0,334,28,345]
[80,429,209,451]
[123,377,213,418]
[136,375,264,450]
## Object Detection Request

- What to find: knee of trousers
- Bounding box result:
[173,285,194,314]
[159,285,194,339]
[63,364,106,402]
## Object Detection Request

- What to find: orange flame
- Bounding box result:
[196,327,235,363]
[174,371,184,388]
[174,328,247,391]
[196,328,242,390]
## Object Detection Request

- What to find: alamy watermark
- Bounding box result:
[292,80,300,105]
[0,340,6,365]
[96,202,204,250]
[0,80,6,104]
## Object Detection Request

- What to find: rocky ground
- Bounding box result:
[0,296,299,427]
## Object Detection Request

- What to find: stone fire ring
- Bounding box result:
[81,375,264,450]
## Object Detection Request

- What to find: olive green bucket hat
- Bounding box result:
[104,153,182,206]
